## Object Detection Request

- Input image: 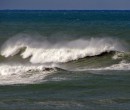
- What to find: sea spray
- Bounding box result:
[0,34,125,64]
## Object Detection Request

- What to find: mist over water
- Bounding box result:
[0,34,125,63]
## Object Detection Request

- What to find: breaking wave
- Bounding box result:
[0,34,125,64]
[0,34,129,85]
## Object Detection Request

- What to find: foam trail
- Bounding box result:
[0,63,56,85]
[0,34,125,64]
[0,64,56,76]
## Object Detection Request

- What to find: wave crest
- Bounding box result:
[0,34,125,64]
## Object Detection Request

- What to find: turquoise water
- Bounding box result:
[0,10,130,110]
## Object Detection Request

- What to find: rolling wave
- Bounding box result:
[0,60,130,85]
[0,34,129,85]
[0,34,125,64]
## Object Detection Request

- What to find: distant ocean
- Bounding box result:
[0,10,130,110]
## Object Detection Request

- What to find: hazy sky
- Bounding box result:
[0,0,130,10]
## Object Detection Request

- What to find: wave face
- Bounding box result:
[0,34,125,64]
[0,34,129,85]
[76,60,130,71]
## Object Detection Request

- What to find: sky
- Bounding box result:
[0,0,130,10]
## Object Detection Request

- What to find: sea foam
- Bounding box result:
[0,34,124,64]
[0,63,56,85]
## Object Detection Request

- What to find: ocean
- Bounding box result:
[0,10,130,110]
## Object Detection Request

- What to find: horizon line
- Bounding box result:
[0,9,130,11]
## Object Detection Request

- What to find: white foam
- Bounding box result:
[112,52,130,60]
[0,34,124,64]
[79,60,130,71]
[100,61,130,70]
[0,63,56,85]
